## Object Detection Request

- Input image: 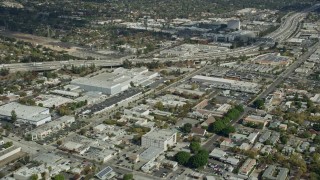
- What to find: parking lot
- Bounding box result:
[80,88,142,115]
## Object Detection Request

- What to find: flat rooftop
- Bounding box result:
[140,146,163,161]
[71,67,153,89]
[143,129,176,141]
[0,102,50,122]
[192,75,259,87]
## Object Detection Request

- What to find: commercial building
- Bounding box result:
[0,145,21,161]
[209,148,240,165]
[60,141,90,155]
[251,53,292,66]
[0,102,51,126]
[14,164,48,180]
[141,129,177,151]
[192,75,260,93]
[96,166,115,180]
[30,116,75,140]
[51,89,79,97]
[75,91,107,105]
[140,146,164,161]
[203,30,256,42]
[262,165,289,180]
[71,67,158,95]
[35,94,74,108]
[146,94,188,107]
[243,115,270,128]
[124,104,150,117]
[84,147,116,163]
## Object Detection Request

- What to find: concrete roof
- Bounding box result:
[0,102,50,122]
[140,146,163,161]
[143,129,176,141]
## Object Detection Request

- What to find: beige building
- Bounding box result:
[141,129,176,151]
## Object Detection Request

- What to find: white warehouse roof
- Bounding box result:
[192,75,259,88]
[0,102,51,123]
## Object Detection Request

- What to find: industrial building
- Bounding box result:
[35,94,74,108]
[0,102,51,126]
[71,67,158,95]
[191,75,260,93]
[141,129,177,151]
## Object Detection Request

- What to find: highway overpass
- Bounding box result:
[1,4,319,72]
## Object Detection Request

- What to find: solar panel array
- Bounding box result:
[96,166,113,179]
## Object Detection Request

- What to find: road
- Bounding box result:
[2,4,319,72]
[249,41,320,105]
[203,41,320,152]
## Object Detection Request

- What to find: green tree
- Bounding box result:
[30,174,38,180]
[3,141,13,148]
[123,173,134,180]
[220,125,235,136]
[0,68,9,76]
[280,134,288,144]
[11,110,17,122]
[190,141,201,154]
[154,101,164,110]
[181,123,192,133]
[314,135,320,145]
[123,59,133,69]
[53,174,65,180]
[253,99,265,109]
[188,150,209,168]
[208,120,225,133]
[175,151,191,165]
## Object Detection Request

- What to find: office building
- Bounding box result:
[141,129,177,151]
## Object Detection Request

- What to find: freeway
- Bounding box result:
[2,4,319,72]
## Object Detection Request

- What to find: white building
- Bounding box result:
[0,145,21,161]
[30,116,75,140]
[35,94,74,108]
[192,75,260,93]
[0,102,51,126]
[141,129,177,151]
[14,164,48,180]
[71,67,158,95]
[124,104,150,117]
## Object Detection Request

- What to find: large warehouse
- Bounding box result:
[0,102,51,126]
[192,75,260,93]
[71,67,158,95]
